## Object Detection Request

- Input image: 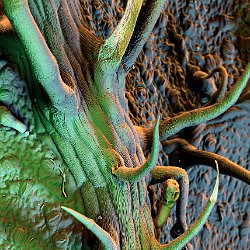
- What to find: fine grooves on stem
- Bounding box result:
[113,116,160,182]
[2,0,76,109]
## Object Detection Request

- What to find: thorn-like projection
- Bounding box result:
[193,66,228,104]
[160,63,250,141]
[113,116,160,182]
[155,161,219,250]
[164,138,250,185]
[0,106,26,133]
[61,206,117,250]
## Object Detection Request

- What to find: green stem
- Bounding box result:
[2,0,76,109]
[122,0,166,72]
[154,179,180,228]
[150,166,189,232]
[94,0,143,91]
[113,116,160,182]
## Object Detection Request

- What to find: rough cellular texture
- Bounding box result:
[0,0,249,249]
[125,1,249,249]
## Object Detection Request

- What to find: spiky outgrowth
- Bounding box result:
[61,206,118,250]
[159,63,250,141]
[0,105,26,133]
[1,0,249,249]
[113,116,160,182]
[153,161,219,250]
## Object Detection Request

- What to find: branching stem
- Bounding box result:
[113,116,160,182]
[94,0,144,92]
[2,0,76,109]
[122,0,166,72]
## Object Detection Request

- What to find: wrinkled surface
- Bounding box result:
[0,64,84,248]
[0,0,249,249]
[124,1,250,249]
[79,0,250,248]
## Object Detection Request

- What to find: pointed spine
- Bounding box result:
[155,161,219,250]
[113,116,160,182]
[160,63,250,141]
[61,206,117,250]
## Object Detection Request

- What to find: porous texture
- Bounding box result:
[0,63,84,249]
